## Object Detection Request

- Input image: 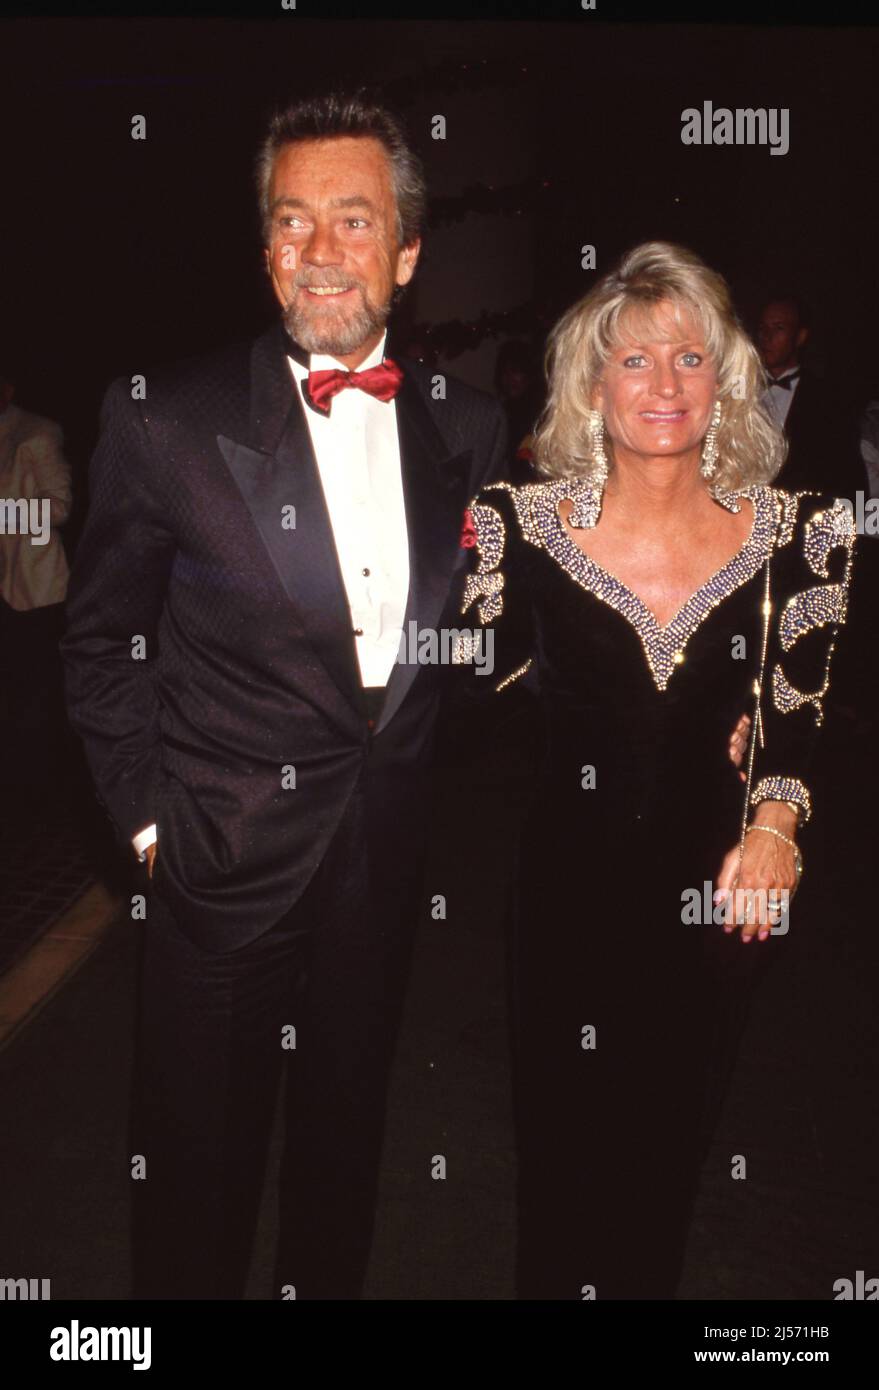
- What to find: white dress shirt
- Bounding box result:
[762,369,801,430]
[132,331,410,861]
[286,331,410,687]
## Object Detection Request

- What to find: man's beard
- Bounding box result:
[283,277,393,358]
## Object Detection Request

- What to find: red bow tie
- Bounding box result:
[305,359,404,416]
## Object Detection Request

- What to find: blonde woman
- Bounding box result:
[456,242,857,1299]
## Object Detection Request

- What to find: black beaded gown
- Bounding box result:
[454,477,856,1300]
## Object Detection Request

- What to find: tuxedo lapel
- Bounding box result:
[217,326,472,731]
[216,323,362,711]
[376,363,472,733]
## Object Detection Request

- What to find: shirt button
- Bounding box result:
[362,567,370,576]
[353,628,364,637]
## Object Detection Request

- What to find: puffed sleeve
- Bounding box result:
[749,491,858,824]
[450,481,537,695]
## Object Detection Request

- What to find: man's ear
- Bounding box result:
[796,325,809,351]
[396,236,421,288]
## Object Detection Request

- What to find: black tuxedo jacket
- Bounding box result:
[775,367,865,499]
[61,322,508,948]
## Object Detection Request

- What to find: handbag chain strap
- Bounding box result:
[736,520,779,876]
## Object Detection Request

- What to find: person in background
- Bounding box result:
[860,401,879,502]
[757,295,863,498]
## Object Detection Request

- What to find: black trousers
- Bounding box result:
[129,769,426,1300]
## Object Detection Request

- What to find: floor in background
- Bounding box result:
[0,733,122,978]
[0,800,94,976]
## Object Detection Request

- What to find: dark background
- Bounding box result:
[3,17,878,537]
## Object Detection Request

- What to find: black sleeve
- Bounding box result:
[450,482,537,697]
[749,490,858,825]
[60,378,176,846]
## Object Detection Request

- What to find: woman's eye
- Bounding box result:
[622,355,646,368]
[681,352,703,366]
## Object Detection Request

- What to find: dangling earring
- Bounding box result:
[570,408,608,528]
[701,401,722,480]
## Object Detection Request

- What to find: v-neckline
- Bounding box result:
[512,479,777,691]
[555,490,759,631]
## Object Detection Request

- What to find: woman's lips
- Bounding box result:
[640,410,688,421]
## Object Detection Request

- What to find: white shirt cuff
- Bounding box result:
[132,824,158,861]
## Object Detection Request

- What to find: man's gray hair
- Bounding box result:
[254,89,427,249]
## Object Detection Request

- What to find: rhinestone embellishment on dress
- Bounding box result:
[511,478,777,692]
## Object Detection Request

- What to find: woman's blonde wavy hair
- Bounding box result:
[532,241,786,492]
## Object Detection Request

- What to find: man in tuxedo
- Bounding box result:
[758,295,864,497]
[61,91,508,1299]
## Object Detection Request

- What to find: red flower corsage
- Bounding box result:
[460,508,478,548]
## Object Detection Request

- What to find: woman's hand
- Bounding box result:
[714,801,799,942]
[145,844,157,880]
[728,713,751,780]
